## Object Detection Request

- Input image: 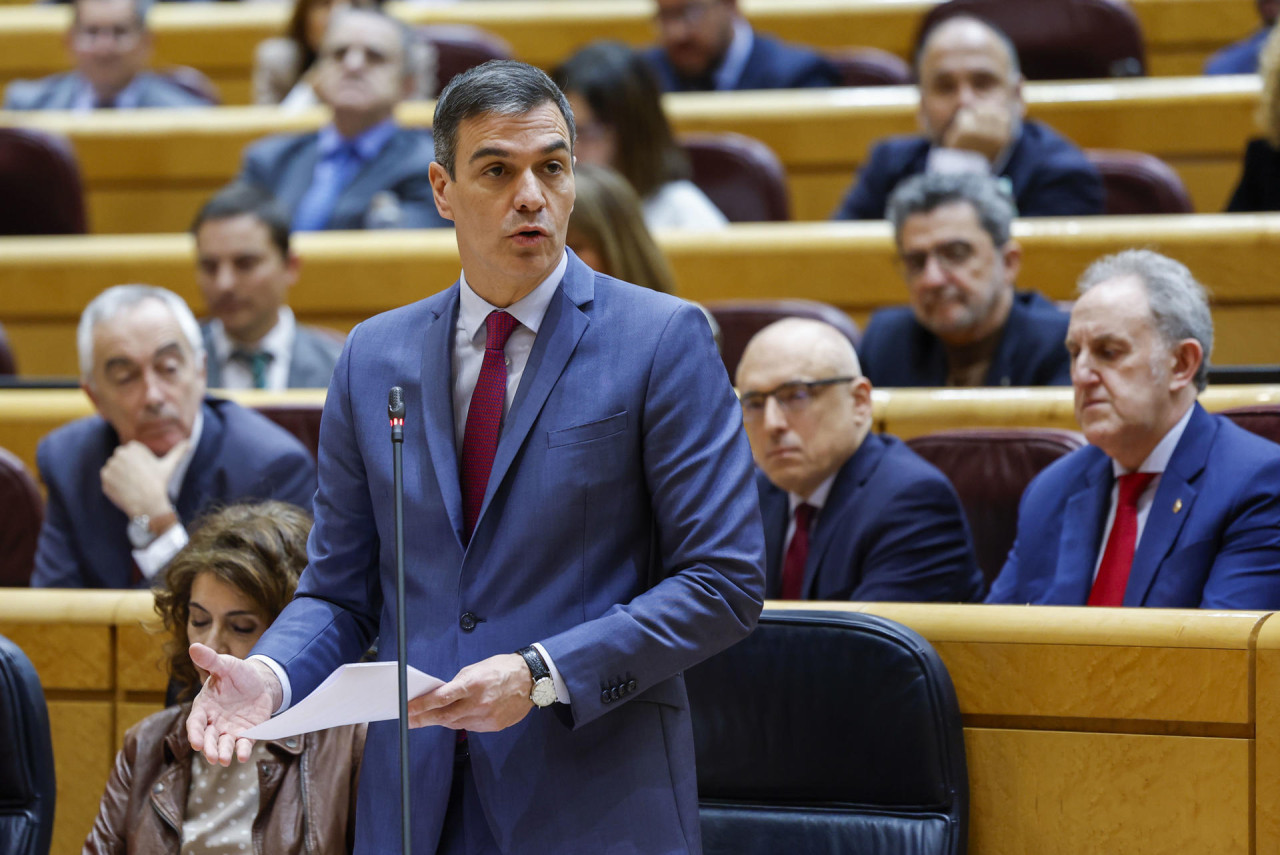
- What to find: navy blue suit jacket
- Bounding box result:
[832,120,1104,220]
[859,290,1071,387]
[252,252,765,853]
[643,31,840,92]
[987,403,1280,608]
[32,397,317,589]
[239,126,450,230]
[1205,28,1269,74]
[757,432,984,602]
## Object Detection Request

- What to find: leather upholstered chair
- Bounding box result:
[687,610,968,855]
[905,428,1086,584]
[0,128,87,235]
[916,0,1146,79]
[825,47,913,87]
[0,446,43,587]
[1220,404,1280,446]
[418,24,513,95]
[0,322,17,375]
[255,403,324,460]
[706,299,859,379]
[682,132,790,223]
[0,633,56,855]
[1085,149,1194,215]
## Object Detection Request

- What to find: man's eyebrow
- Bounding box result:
[103,356,137,375]
[154,342,186,360]
[467,139,570,164]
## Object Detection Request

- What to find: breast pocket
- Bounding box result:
[547,412,628,448]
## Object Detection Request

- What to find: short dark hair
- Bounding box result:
[73,0,150,31]
[553,41,688,198]
[886,171,1017,247]
[191,183,292,257]
[432,60,575,179]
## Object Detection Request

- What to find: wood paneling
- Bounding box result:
[47,700,113,855]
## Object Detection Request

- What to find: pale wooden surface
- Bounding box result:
[1257,616,1280,854]
[0,75,1259,233]
[47,700,114,855]
[8,214,1280,376]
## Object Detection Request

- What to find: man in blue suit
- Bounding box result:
[239,9,449,232]
[860,172,1071,387]
[738,318,984,603]
[988,249,1280,608]
[31,285,316,589]
[643,0,840,92]
[186,61,766,854]
[1204,0,1277,74]
[832,16,1102,221]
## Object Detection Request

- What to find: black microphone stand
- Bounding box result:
[388,387,410,855]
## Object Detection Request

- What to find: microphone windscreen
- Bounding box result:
[388,386,405,419]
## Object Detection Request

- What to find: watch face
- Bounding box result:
[530,677,557,707]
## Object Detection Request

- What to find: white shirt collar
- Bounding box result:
[457,252,568,343]
[787,471,837,515]
[167,408,204,502]
[1111,403,1196,478]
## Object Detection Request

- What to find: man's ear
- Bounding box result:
[81,379,100,414]
[1001,239,1023,284]
[1169,338,1203,392]
[428,161,456,222]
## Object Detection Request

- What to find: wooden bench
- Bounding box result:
[5,589,1279,854]
[4,214,1280,377]
[0,0,1259,105]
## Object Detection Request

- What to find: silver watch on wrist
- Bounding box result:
[127,514,158,549]
[517,645,557,707]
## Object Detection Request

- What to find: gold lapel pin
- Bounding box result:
[1173,498,1183,514]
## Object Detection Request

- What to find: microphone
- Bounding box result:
[387,386,410,854]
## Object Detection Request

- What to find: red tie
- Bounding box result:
[780,503,816,600]
[460,311,520,544]
[1088,472,1158,606]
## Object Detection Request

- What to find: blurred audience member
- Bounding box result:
[861,172,1070,388]
[643,0,840,92]
[1227,26,1280,211]
[83,501,365,855]
[988,250,1280,608]
[5,0,215,110]
[567,163,679,294]
[253,0,436,109]
[193,184,343,390]
[239,8,448,231]
[554,41,727,230]
[738,318,984,602]
[832,16,1102,221]
[1205,0,1278,75]
[31,285,316,589]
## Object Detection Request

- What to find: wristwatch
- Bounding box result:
[517,645,557,708]
[127,514,158,549]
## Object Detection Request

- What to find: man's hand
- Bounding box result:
[941,102,1015,163]
[186,643,282,765]
[101,439,190,521]
[407,653,534,732]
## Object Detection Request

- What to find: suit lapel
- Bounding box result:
[419,289,464,546]
[804,434,883,597]
[475,259,591,533]
[282,136,321,217]
[175,400,220,519]
[1125,405,1212,605]
[756,477,789,597]
[1049,452,1113,604]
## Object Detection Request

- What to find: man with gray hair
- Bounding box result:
[988,249,1280,608]
[31,284,316,588]
[859,171,1071,387]
[831,15,1101,220]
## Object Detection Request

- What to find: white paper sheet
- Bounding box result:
[241,661,443,740]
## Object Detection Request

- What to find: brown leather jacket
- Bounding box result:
[83,704,366,855]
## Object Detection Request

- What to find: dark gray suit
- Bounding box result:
[238,126,450,230]
[3,72,214,110]
[201,322,343,389]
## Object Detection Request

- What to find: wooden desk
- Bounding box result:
[0,75,1257,232]
[4,214,1280,377]
[0,0,1258,106]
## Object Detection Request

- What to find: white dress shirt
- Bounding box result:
[783,474,837,556]
[206,308,297,391]
[131,410,204,579]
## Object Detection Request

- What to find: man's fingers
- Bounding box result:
[235,737,255,764]
[159,439,191,476]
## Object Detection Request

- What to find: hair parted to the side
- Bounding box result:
[77,285,205,381]
[191,182,293,257]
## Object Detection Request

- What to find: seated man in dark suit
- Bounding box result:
[238,8,449,232]
[832,15,1102,221]
[193,183,342,389]
[988,249,1280,608]
[737,318,984,602]
[643,0,840,92]
[860,172,1071,387]
[4,0,215,111]
[31,285,317,589]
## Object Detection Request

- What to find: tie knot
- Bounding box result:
[484,311,520,352]
[1117,472,1157,507]
[794,502,816,531]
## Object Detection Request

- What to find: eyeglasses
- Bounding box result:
[898,239,978,278]
[738,377,854,420]
[654,0,717,30]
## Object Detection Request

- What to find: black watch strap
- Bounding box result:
[517,645,550,681]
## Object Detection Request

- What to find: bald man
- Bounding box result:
[736,318,984,602]
[832,15,1102,221]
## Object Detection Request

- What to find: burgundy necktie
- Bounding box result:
[780,503,816,600]
[460,311,520,544]
[1088,472,1158,606]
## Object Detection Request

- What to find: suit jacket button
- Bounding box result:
[459,612,478,632]
[627,679,637,692]
[610,686,621,700]
[601,690,612,704]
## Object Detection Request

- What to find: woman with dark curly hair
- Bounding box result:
[83,501,365,855]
